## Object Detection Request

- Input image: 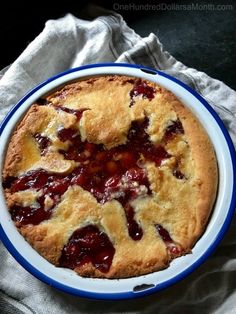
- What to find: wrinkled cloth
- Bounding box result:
[0,9,236,314]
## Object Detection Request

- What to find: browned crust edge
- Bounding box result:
[164,90,218,246]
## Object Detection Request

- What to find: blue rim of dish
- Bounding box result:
[0,63,235,300]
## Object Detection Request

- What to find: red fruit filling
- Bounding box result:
[156,224,172,242]
[155,224,182,256]
[3,104,187,273]
[164,119,184,141]
[11,170,49,193]
[59,225,115,273]
[34,133,52,155]
[124,204,143,240]
[5,117,173,241]
[173,169,185,180]
[11,204,52,226]
[129,79,156,107]
[9,170,70,225]
[57,127,78,142]
[56,106,88,121]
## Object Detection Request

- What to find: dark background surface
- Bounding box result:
[1,0,236,89]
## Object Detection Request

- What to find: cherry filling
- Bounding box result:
[11,204,52,226]
[11,170,49,193]
[164,119,184,141]
[173,169,185,180]
[56,106,88,121]
[129,79,156,107]
[5,117,172,238]
[59,225,115,273]
[9,170,70,225]
[3,106,187,273]
[123,204,143,240]
[34,133,52,155]
[57,127,78,142]
[2,176,16,189]
[156,224,172,242]
[58,118,170,240]
[155,224,182,256]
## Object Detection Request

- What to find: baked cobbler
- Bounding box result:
[2,75,218,278]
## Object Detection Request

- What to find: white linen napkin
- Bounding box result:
[0,10,236,314]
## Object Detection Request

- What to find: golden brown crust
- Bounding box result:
[172,99,218,245]
[2,75,218,278]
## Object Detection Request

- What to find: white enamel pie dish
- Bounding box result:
[0,63,235,300]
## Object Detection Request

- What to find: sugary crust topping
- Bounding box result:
[2,75,218,278]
